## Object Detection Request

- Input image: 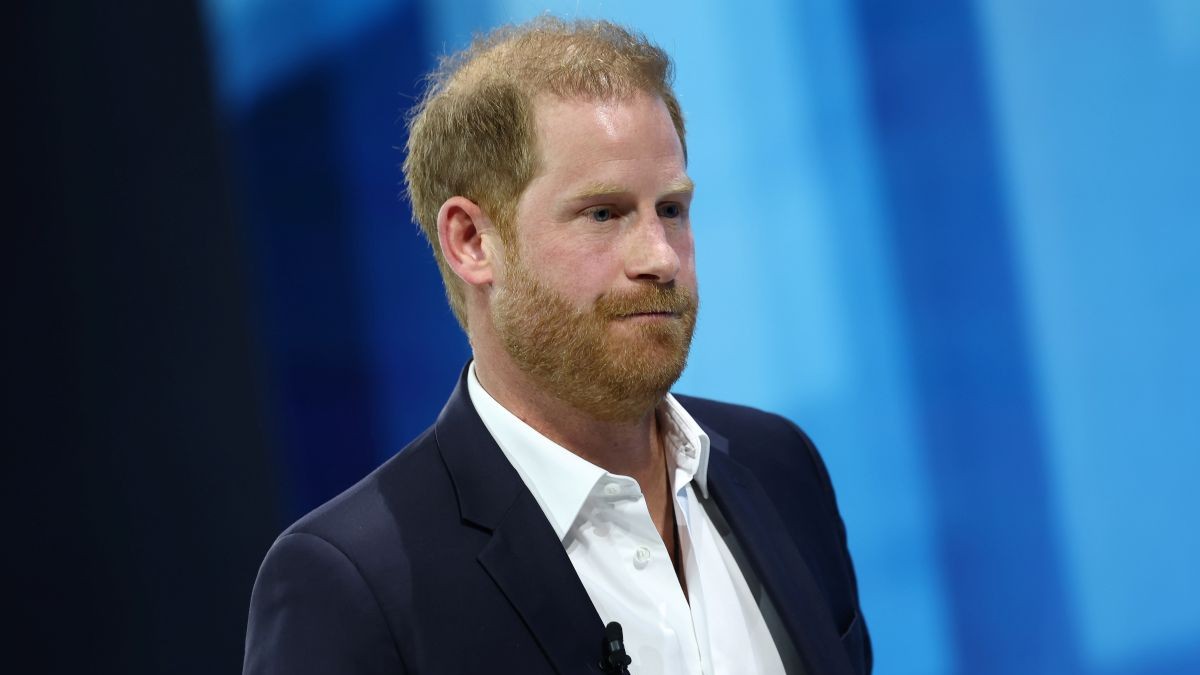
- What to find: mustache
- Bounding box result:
[595,283,698,318]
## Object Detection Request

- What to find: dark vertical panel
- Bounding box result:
[332,6,472,464]
[231,74,386,520]
[225,3,465,522]
[11,1,279,673]
[848,2,1079,672]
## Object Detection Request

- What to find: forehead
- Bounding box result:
[527,93,687,188]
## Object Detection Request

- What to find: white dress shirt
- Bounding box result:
[468,363,786,675]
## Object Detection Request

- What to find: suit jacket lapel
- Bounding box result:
[434,365,605,675]
[704,427,856,675]
[478,494,607,675]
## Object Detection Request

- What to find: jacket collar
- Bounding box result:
[433,364,606,675]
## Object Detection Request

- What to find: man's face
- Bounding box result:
[490,92,698,422]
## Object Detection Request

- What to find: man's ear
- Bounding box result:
[437,196,499,288]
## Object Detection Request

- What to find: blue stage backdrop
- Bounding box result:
[202,1,1200,673]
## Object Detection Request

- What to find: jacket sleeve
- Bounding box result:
[243,532,406,675]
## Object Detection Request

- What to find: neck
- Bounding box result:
[473,353,664,479]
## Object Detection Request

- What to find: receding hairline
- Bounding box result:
[422,18,676,101]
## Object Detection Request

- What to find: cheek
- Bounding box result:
[532,238,621,294]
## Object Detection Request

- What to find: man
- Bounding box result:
[244,18,870,675]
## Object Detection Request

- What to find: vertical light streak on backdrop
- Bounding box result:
[979,1,1200,672]
[849,1,1080,673]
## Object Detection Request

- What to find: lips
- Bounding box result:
[596,284,697,322]
[618,310,677,319]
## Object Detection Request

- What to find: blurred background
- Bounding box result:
[13,0,1198,673]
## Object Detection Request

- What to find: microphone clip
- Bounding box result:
[599,621,632,675]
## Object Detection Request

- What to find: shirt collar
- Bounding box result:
[466,362,711,541]
[659,391,711,498]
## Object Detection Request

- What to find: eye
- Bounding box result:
[658,203,683,219]
[586,206,615,222]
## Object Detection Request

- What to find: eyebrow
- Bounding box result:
[566,176,695,202]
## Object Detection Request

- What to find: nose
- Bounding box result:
[624,213,683,283]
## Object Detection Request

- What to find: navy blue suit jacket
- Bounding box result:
[244,366,871,674]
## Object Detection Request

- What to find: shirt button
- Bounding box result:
[633,546,651,568]
[604,483,621,497]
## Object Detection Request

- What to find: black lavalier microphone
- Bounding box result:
[599,621,633,674]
